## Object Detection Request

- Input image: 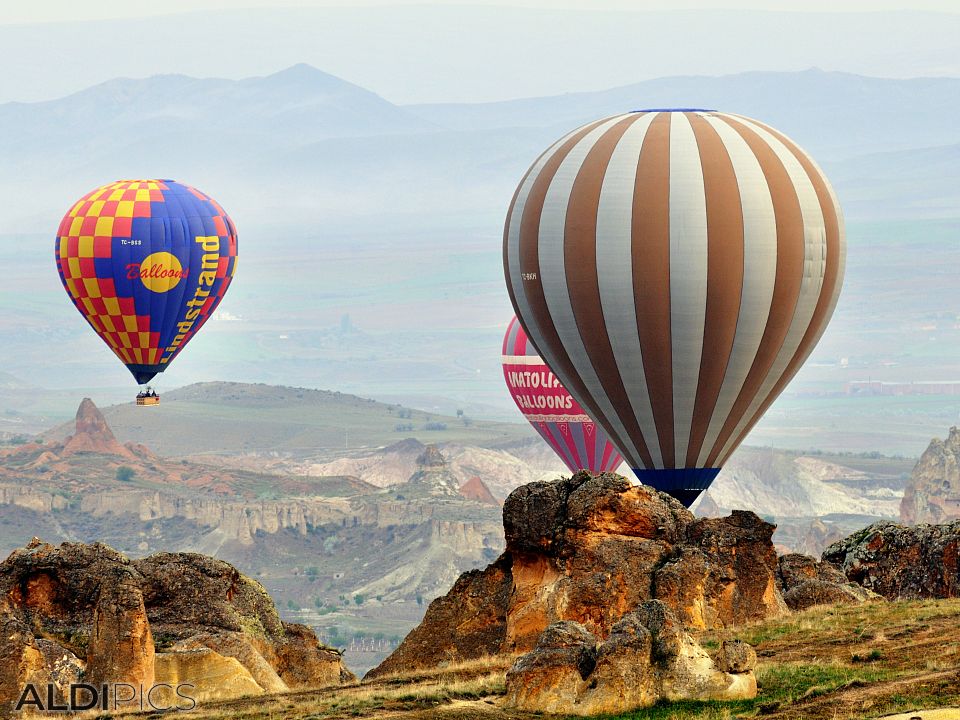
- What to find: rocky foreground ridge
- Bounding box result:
[0,540,353,713]
[370,471,864,680]
[368,470,960,713]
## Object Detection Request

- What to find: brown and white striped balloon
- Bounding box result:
[503,109,845,506]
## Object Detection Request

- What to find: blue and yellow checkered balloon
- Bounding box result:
[55,179,238,385]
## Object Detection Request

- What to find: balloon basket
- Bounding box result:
[135,394,160,406]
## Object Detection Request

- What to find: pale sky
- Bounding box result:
[1,2,958,104]
[2,0,958,24]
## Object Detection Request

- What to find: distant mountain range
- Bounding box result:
[4,65,959,233]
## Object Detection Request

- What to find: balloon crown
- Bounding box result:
[630,108,717,113]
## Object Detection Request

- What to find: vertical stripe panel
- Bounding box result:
[563,113,655,470]
[705,116,806,466]
[716,117,845,464]
[539,116,644,465]
[631,114,676,467]
[713,115,826,464]
[595,112,663,468]
[668,112,709,468]
[695,113,778,466]
[509,119,636,459]
[684,113,745,467]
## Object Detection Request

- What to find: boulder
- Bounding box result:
[502,622,600,714]
[170,632,287,694]
[0,540,351,709]
[776,553,877,611]
[369,471,787,678]
[503,601,756,715]
[272,623,357,688]
[134,551,285,641]
[823,520,960,599]
[715,639,757,674]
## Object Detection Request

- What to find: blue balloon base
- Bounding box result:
[632,467,721,508]
[126,364,165,385]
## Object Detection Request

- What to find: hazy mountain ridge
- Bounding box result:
[3,65,960,231]
[407,69,960,159]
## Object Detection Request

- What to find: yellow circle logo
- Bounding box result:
[134,252,186,293]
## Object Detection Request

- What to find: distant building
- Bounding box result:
[845,380,960,396]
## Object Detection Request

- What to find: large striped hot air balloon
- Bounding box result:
[502,316,623,474]
[503,110,844,506]
[55,180,238,394]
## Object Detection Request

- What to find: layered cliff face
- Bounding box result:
[367,472,789,679]
[0,539,352,712]
[901,427,960,525]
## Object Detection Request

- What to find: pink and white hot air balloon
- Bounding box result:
[502,316,623,474]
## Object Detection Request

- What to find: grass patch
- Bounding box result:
[756,661,894,704]
[602,698,756,719]
[602,662,897,720]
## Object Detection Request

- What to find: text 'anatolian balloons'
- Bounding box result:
[502,316,623,475]
[503,110,845,506]
[55,180,238,386]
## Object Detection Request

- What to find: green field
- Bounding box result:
[43,381,533,458]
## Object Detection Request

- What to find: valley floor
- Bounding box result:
[123,599,960,720]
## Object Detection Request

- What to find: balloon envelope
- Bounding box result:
[55,179,238,385]
[503,110,844,506]
[502,316,623,475]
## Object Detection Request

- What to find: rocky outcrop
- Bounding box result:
[367,555,514,679]
[502,600,756,715]
[776,553,878,611]
[368,472,787,678]
[154,649,264,703]
[85,560,155,701]
[404,446,462,497]
[823,520,960,599]
[459,476,500,505]
[0,540,352,711]
[0,608,50,711]
[790,518,850,557]
[901,427,960,525]
[62,398,137,459]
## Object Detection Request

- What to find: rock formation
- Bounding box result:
[0,540,352,712]
[62,398,138,459]
[776,553,878,611]
[367,471,787,678]
[901,427,960,524]
[459,476,500,505]
[404,446,462,497]
[502,600,757,715]
[822,520,960,599]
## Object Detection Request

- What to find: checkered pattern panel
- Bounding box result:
[55,179,238,378]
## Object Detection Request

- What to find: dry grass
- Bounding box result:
[115,599,960,720]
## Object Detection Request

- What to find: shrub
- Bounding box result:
[115,466,136,482]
